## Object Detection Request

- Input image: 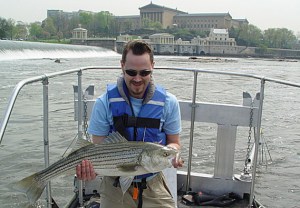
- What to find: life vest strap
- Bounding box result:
[137,178,147,208]
[113,114,160,129]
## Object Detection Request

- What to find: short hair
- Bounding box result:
[121,40,154,63]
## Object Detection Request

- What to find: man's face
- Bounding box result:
[121,50,154,99]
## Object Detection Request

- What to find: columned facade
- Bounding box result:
[173,13,233,32]
[72,27,87,39]
[139,3,187,29]
[115,3,248,32]
[149,33,174,44]
[140,12,163,23]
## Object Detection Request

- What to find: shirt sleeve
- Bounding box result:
[87,93,112,136]
[162,92,182,135]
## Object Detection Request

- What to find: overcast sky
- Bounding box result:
[1,0,299,35]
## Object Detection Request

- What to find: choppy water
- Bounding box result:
[0,44,300,207]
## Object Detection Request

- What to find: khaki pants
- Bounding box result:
[99,172,176,208]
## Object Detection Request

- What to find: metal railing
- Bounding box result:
[1,66,300,208]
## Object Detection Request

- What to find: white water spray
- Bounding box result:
[0,40,118,61]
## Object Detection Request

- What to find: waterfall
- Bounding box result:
[0,40,118,61]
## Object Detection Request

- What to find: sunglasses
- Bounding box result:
[125,69,152,77]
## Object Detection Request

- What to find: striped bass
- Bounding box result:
[13,132,178,204]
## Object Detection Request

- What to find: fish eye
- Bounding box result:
[163,152,170,157]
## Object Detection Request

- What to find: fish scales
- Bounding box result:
[40,144,142,181]
[13,132,178,204]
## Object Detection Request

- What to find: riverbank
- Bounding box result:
[2,39,299,61]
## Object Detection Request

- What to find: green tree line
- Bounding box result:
[229,24,297,49]
[0,11,116,42]
[0,14,298,49]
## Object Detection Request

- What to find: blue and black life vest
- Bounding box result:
[107,80,167,145]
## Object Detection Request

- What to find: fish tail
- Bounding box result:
[13,173,47,204]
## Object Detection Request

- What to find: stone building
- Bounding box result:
[149,33,175,54]
[149,33,174,44]
[123,29,240,55]
[175,38,196,55]
[206,28,236,46]
[47,10,64,19]
[139,3,187,29]
[48,3,248,34]
[173,13,233,32]
[114,3,248,33]
[204,28,238,54]
[72,26,88,40]
[47,9,92,20]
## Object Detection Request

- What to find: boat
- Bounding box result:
[2,66,299,207]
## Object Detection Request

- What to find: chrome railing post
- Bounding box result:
[42,77,52,208]
[77,70,84,206]
[249,78,265,207]
[186,70,198,192]
[77,70,83,140]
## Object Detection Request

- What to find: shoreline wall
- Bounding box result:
[71,38,116,51]
[71,39,300,59]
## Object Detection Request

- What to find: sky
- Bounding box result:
[0,0,299,35]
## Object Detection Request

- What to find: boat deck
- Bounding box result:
[177,199,250,208]
[66,193,258,208]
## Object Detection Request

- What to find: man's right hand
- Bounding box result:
[76,160,96,181]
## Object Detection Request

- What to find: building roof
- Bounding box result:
[115,15,140,19]
[175,13,232,18]
[73,27,87,31]
[211,29,228,34]
[139,2,187,14]
[232,18,249,24]
[149,33,174,37]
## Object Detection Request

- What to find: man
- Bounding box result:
[76,40,182,208]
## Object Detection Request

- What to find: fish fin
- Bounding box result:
[119,176,134,194]
[103,131,128,144]
[12,173,47,205]
[70,138,94,154]
[117,164,140,172]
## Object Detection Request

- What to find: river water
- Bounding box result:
[0,42,300,207]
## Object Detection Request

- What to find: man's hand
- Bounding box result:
[76,160,96,181]
[172,156,184,168]
[167,144,184,168]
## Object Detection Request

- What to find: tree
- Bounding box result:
[29,22,43,39]
[149,21,163,30]
[263,28,297,49]
[79,12,94,36]
[94,12,107,35]
[235,24,263,47]
[6,18,15,40]
[246,25,263,46]
[229,24,264,47]
[0,17,9,39]
[142,18,152,29]
[68,16,80,38]
[15,22,28,39]
[173,28,194,41]
[94,11,114,36]
[42,18,57,38]
[229,26,238,39]
[108,18,119,36]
